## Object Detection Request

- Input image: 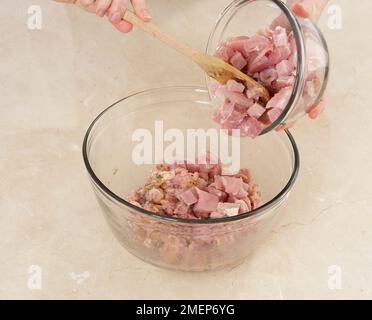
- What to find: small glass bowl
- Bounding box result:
[83,86,299,271]
[206,0,330,133]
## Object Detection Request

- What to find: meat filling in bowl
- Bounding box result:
[128,153,262,219]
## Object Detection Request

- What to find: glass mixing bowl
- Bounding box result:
[206,0,330,133]
[83,86,299,271]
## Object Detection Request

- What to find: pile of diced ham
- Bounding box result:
[128,153,261,219]
[212,26,297,137]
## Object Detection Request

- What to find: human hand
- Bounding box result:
[54,0,151,33]
[289,0,329,21]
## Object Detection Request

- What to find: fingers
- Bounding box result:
[76,0,96,13]
[53,0,78,3]
[109,0,151,33]
[275,123,294,132]
[131,0,152,21]
[291,1,315,19]
[79,0,95,5]
[108,0,126,23]
[95,0,113,17]
[107,0,134,33]
[275,98,326,131]
[308,98,326,119]
[75,0,151,33]
[291,0,329,21]
[270,16,290,30]
[111,20,134,33]
[271,0,328,29]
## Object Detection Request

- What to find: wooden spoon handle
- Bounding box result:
[123,10,200,61]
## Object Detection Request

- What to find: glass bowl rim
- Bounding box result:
[82,85,300,225]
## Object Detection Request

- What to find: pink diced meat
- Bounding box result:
[226,79,245,93]
[268,45,291,66]
[243,35,271,55]
[207,184,228,202]
[261,108,283,124]
[266,86,292,110]
[248,45,274,74]
[230,51,247,70]
[210,24,321,138]
[238,117,262,138]
[128,154,262,220]
[226,36,250,54]
[273,26,289,47]
[276,59,294,77]
[216,202,241,217]
[247,103,266,119]
[215,45,235,62]
[259,67,278,85]
[216,86,253,108]
[193,188,219,217]
[178,188,198,206]
[272,75,295,91]
[221,176,243,195]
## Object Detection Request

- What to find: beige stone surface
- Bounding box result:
[1,0,371,299]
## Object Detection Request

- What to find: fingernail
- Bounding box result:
[96,8,106,17]
[142,9,152,20]
[110,12,122,23]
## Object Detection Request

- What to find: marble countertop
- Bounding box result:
[1,0,371,299]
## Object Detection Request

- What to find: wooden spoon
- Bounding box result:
[123,10,270,104]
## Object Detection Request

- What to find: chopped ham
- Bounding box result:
[221,176,243,195]
[246,86,262,100]
[259,67,278,85]
[210,23,323,138]
[226,79,245,93]
[273,26,289,47]
[215,103,245,128]
[210,26,300,137]
[209,211,225,219]
[272,75,295,90]
[146,188,164,204]
[216,86,253,107]
[248,45,274,73]
[268,45,292,66]
[266,86,292,110]
[178,188,198,206]
[214,175,224,191]
[230,51,247,70]
[276,59,293,77]
[129,154,262,220]
[216,202,241,217]
[215,45,235,62]
[243,35,271,55]
[193,188,219,216]
[237,117,262,138]
[261,108,283,123]
[247,103,266,119]
[226,36,250,54]
[207,184,228,202]
[235,199,251,213]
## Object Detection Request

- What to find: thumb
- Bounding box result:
[291,0,328,21]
